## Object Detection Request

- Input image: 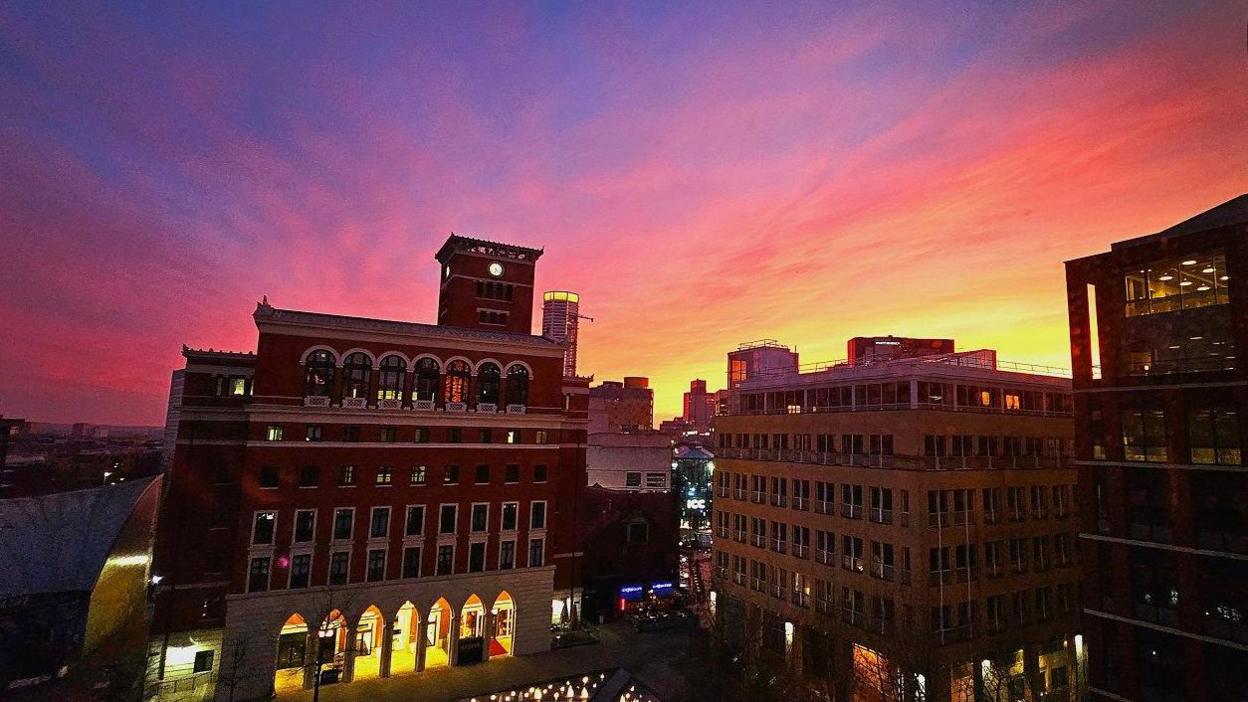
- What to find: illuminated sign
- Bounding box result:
[685,498,707,511]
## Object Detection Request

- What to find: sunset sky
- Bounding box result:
[1,1,1245,425]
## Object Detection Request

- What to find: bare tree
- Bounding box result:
[307,586,359,702]
[215,636,248,702]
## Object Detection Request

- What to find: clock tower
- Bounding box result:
[434,234,543,334]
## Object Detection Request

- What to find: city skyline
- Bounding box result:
[3,2,1247,425]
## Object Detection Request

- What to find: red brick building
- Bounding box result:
[1065,195,1248,702]
[145,235,589,701]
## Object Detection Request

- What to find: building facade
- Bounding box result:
[1064,195,1248,702]
[588,377,654,433]
[683,379,716,431]
[145,236,589,701]
[710,345,1083,701]
[541,290,583,378]
[586,432,671,492]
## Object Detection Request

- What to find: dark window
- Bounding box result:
[447,428,462,443]
[439,505,457,534]
[469,542,486,572]
[366,549,386,582]
[342,352,371,400]
[294,510,315,542]
[477,362,501,405]
[413,427,430,443]
[329,552,349,585]
[259,466,279,489]
[444,465,459,484]
[628,521,649,544]
[252,512,276,544]
[402,547,421,578]
[528,538,544,567]
[471,504,488,532]
[436,545,453,575]
[414,358,440,402]
[247,557,270,592]
[1123,408,1168,462]
[193,650,214,674]
[304,350,334,397]
[289,554,311,589]
[534,464,548,482]
[342,426,360,442]
[475,464,490,484]
[380,426,396,442]
[531,501,546,529]
[506,365,530,406]
[501,503,518,531]
[405,506,425,536]
[505,464,519,483]
[298,465,319,488]
[305,425,323,442]
[370,508,390,538]
[500,540,515,569]
[333,509,353,540]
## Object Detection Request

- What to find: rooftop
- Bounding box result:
[252,301,562,348]
[435,233,544,263]
[1111,193,1248,251]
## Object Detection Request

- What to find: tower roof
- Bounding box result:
[435,234,544,264]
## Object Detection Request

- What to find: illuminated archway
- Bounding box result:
[390,601,421,676]
[491,591,515,656]
[460,594,485,639]
[352,605,385,680]
[424,598,453,669]
[273,613,308,694]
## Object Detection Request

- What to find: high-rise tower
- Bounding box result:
[542,290,581,377]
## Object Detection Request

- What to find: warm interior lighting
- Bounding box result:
[1182,259,1197,265]
[1157,275,1173,281]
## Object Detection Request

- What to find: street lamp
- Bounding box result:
[102,471,113,485]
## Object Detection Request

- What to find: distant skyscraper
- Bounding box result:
[542,290,581,377]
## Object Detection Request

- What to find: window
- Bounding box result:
[333,508,354,540]
[436,544,454,575]
[405,505,425,536]
[444,360,470,404]
[259,466,279,489]
[479,428,493,443]
[534,464,548,482]
[628,520,649,544]
[370,507,390,539]
[1189,407,1241,465]
[342,352,371,400]
[447,428,462,443]
[444,465,459,484]
[469,542,486,572]
[366,549,386,582]
[338,465,356,487]
[304,349,335,397]
[475,464,490,484]
[342,426,360,442]
[645,472,667,488]
[506,365,530,406]
[528,538,544,567]
[505,464,519,483]
[471,503,488,532]
[298,465,319,488]
[477,362,501,405]
[439,504,457,534]
[247,556,270,592]
[499,540,515,569]
[414,357,440,401]
[329,551,350,585]
[305,425,323,442]
[193,650,214,674]
[413,427,430,443]
[535,431,548,443]
[375,466,392,485]
[294,510,315,542]
[380,426,396,442]
[501,502,518,531]
[252,511,276,545]
[1124,251,1229,316]
[530,501,547,530]
[1123,408,1168,462]
[289,554,311,589]
[625,472,641,488]
[377,355,406,400]
[266,425,283,441]
[410,465,426,485]
[402,546,421,578]
[506,429,520,444]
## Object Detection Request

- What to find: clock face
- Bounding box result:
[488,262,504,277]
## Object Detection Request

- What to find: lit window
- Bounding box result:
[265,425,283,441]
[375,466,392,485]
[193,650,214,674]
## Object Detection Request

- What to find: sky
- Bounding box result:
[1,1,1245,426]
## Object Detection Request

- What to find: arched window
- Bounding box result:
[377,356,406,401]
[304,350,335,397]
[476,362,501,406]
[506,365,530,406]
[444,360,471,404]
[343,352,372,400]
[415,358,440,401]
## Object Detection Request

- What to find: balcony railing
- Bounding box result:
[304,395,331,407]
[505,404,527,414]
[445,402,468,412]
[413,399,436,411]
[714,447,1067,471]
[377,398,401,410]
[343,397,368,409]
[477,402,498,414]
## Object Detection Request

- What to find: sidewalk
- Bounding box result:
[281,622,691,702]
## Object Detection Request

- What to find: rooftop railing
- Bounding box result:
[715,447,1067,471]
